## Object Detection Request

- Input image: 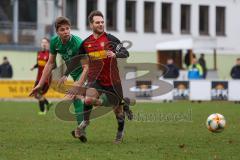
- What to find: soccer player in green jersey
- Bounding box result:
[30,16,88,142]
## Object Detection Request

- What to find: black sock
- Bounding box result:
[39,100,45,112]
[83,104,93,121]
[116,114,125,132]
[44,98,49,105]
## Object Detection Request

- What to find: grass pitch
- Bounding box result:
[0,101,239,160]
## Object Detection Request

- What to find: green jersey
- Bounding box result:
[50,34,82,81]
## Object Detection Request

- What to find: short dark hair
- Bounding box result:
[237,58,240,61]
[54,16,71,31]
[3,56,7,60]
[88,10,104,24]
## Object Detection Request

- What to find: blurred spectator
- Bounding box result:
[184,51,196,68]
[230,58,240,79]
[163,58,179,79]
[0,56,13,78]
[30,37,53,115]
[188,57,203,79]
[198,53,207,79]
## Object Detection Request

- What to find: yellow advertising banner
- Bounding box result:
[0,80,65,98]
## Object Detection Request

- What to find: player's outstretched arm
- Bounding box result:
[74,58,89,87]
[107,34,129,58]
[30,64,38,71]
[67,58,89,98]
[29,54,56,96]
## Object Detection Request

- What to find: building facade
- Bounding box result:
[0,0,240,54]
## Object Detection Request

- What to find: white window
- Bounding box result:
[216,7,226,36]
[144,2,155,33]
[181,4,191,34]
[162,3,171,33]
[125,1,136,32]
[199,6,209,35]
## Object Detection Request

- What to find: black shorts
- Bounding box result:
[87,80,123,106]
[34,81,50,98]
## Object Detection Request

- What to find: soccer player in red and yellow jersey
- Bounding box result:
[30,37,53,115]
[65,11,133,143]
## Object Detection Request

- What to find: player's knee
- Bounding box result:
[84,97,94,105]
[115,112,125,121]
[86,88,99,98]
[34,93,42,100]
[113,106,123,115]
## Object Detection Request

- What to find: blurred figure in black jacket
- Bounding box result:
[0,56,13,78]
[163,58,179,79]
[230,58,240,79]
